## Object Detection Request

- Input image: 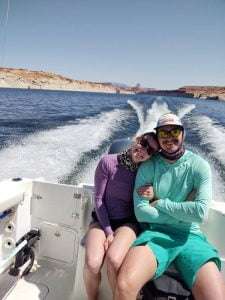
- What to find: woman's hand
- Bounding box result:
[137,184,154,201]
[104,233,114,251]
[186,189,196,201]
[150,200,158,207]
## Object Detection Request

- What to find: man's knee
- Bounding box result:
[105,250,124,271]
[116,272,134,295]
[192,261,225,300]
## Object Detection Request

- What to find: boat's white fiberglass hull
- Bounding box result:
[0,178,224,300]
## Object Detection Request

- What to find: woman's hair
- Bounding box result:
[134,132,160,154]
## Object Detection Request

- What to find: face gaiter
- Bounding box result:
[118,149,138,172]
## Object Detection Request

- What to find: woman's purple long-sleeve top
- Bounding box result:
[94,154,137,236]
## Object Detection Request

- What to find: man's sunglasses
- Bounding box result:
[157,127,183,139]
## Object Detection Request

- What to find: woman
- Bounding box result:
[115,113,225,300]
[83,133,159,300]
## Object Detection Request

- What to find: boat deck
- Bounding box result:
[3,244,112,300]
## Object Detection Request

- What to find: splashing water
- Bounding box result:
[142,102,170,134]
[128,100,196,136]
[128,100,170,135]
[0,109,129,182]
[177,104,196,119]
[127,99,145,130]
[187,142,225,203]
[191,115,225,166]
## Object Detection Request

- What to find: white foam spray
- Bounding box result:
[78,156,101,185]
[142,102,170,134]
[187,143,225,203]
[191,115,225,166]
[177,104,196,119]
[127,100,145,130]
[128,100,196,136]
[0,109,129,182]
[182,114,225,202]
[128,100,170,135]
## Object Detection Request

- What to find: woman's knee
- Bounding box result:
[85,253,104,275]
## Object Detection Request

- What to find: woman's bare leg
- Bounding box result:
[192,261,225,300]
[114,245,157,300]
[105,225,137,293]
[83,224,106,300]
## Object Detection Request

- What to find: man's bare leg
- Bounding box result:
[114,245,157,300]
[192,261,225,300]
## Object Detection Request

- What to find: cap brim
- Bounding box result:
[155,124,184,130]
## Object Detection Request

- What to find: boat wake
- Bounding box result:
[177,104,196,119]
[189,115,225,202]
[128,99,195,135]
[0,109,129,182]
[191,115,225,166]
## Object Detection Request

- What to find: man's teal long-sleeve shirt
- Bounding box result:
[134,150,212,234]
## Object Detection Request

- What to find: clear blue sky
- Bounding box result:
[0,0,224,89]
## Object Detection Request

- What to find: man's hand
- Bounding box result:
[137,185,154,201]
[104,233,114,251]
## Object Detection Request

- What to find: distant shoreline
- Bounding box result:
[0,86,134,95]
[137,89,225,101]
[0,67,224,100]
[0,67,134,95]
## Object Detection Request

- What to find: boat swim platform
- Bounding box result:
[0,178,224,299]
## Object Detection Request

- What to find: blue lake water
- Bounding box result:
[0,88,224,201]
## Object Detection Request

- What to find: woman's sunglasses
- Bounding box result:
[139,138,153,155]
[157,127,183,139]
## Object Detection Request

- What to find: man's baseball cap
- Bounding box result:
[155,113,183,129]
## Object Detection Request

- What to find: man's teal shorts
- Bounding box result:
[133,228,221,289]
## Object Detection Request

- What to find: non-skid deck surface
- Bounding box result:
[4,262,74,300]
[4,280,48,300]
[3,245,112,300]
[0,273,19,300]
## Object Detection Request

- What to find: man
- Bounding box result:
[114,113,225,300]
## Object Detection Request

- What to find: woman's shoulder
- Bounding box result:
[98,154,118,169]
[100,153,118,163]
[95,154,118,176]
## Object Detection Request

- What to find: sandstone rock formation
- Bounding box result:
[0,68,133,94]
[139,86,225,101]
[0,68,224,100]
[178,86,225,101]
